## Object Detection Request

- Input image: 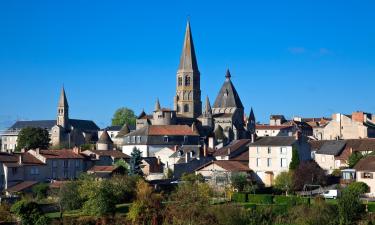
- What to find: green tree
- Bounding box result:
[231,173,249,192]
[111,107,136,126]
[181,173,205,183]
[127,180,163,224]
[214,125,227,143]
[110,175,140,203]
[346,182,369,196]
[348,151,363,168]
[338,188,365,225]
[16,127,50,151]
[10,200,49,225]
[59,181,83,212]
[274,171,294,195]
[129,147,143,176]
[114,158,129,172]
[32,183,49,200]
[289,145,300,170]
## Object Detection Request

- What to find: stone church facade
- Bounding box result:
[134,21,256,144]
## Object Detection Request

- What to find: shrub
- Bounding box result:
[346,182,369,196]
[232,192,247,203]
[248,194,273,204]
[274,195,297,206]
[366,202,375,212]
[241,203,257,209]
[32,183,49,200]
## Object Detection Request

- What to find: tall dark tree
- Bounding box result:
[348,151,363,168]
[289,145,300,170]
[129,147,143,176]
[111,107,136,127]
[293,161,327,191]
[16,127,50,151]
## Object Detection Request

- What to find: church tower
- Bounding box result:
[57,86,69,129]
[174,20,202,118]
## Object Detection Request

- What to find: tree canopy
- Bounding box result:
[293,161,327,191]
[16,127,50,151]
[129,147,143,176]
[289,145,300,170]
[111,107,137,127]
[274,171,293,195]
[348,151,363,168]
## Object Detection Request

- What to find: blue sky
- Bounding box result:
[0,0,374,129]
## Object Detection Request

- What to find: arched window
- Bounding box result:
[178,77,182,86]
[185,76,191,86]
[184,104,189,112]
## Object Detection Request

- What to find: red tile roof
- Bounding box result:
[87,150,130,159]
[354,156,375,171]
[148,125,199,136]
[88,165,117,173]
[49,181,69,189]
[21,152,44,165]
[213,139,251,157]
[196,160,251,172]
[6,181,39,193]
[39,150,85,159]
[0,153,18,163]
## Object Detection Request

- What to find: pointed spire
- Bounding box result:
[155,98,161,111]
[58,86,69,107]
[178,20,199,72]
[225,69,231,80]
[249,107,255,121]
[204,96,212,115]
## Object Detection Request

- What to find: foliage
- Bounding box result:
[181,173,205,183]
[0,203,13,222]
[32,183,49,200]
[209,204,251,225]
[274,171,294,195]
[80,143,94,150]
[110,174,140,203]
[248,194,274,204]
[288,200,338,225]
[338,188,365,225]
[114,158,129,172]
[127,180,163,224]
[59,181,83,212]
[332,169,342,177]
[16,127,50,151]
[214,125,227,143]
[11,200,49,225]
[346,182,370,196]
[129,147,143,176]
[166,168,174,179]
[231,173,250,192]
[293,161,328,191]
[111,107,136,126]
[289,145,300,170]
[348,151,363,168]
[232,192,247,202]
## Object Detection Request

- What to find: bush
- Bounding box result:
[248,194,273,204]
[347,182,369,196]
[241,203,257,209]
[366,202,375,212]
[232,192,247,203]
[274,195,297,206]
[32,183,49,200]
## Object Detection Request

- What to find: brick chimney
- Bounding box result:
[18,154,23,165]
[203,144,207,157]
[157,156,161,165]
[36,148,40,155]
[73,146,81,154]
[227,148,231,156]
[208,137,214,149]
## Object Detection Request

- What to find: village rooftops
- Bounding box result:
[82,150,129,159]
[213,139,251,157]
[28,149,85,159]
[249,136,298,147]
[315,140,347,156]
[125,125,199,137]
[354,156,375,171]
[196,160,251,172]
[6,181,39,193]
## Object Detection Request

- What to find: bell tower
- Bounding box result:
[57,86,69,129]
[174,20,202,118]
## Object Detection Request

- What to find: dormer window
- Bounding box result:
[185,76,191,86]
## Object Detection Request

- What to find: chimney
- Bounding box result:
[157,156,161,165]
[294,131,301,140]
[18,154,23,165]
[36,148,40,155]
[185,152,189,163]
[73,146,81,154]
[208,137,214,149]
[251,134,255,143]
[227,148,231,156]
[350,147,353,155]
[203,144,207,157]
[21,148,25,153]
[174,145,178,152]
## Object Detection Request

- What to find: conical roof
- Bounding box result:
[137,110,147,119]
[98,130,113,144]
[213,69,244,109]
[116,123,130,138]
[248,108,255,121]
[204,96,212,115]
[155,98,161,111]
[178,20,199,72]
[58,86,69,108]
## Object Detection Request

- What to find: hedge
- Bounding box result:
[241,203,257,209]
[248,194,274,204]
[232,192,247,203]
[366,202,375,212]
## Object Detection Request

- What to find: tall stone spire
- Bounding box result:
[174,20,202,118]
[155,98,161,111]
[204,96,212,115]
[57,86,69,128]
[225,69,231,80]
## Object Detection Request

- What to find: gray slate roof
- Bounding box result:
[213,70,244,109]
[249,136,297,147]
[69,119,99,132]
[316,140,346,156]
[98,131,113,144]
[8,120,56,131]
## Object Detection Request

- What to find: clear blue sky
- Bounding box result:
[0,0,374,129]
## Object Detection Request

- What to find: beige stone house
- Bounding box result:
[354,156,375,197]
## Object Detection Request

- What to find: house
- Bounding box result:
[87,165,125,179]
[322,112,375,140]
[141,157,164,180]
[195,160,251,187]
[1,87,99,152]
[5,181,39,197]
[249,135,311,187]
[121,124,200,157]
[354,156,375,197]
[81,149,130,168]
[213,139,251,162]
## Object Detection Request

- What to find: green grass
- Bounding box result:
[116,203,131,215]
[45,209,83,219]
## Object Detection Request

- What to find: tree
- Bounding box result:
[338,188,365,225]
[348,151,363,168]
[346,182,369,196]
[32,183,49,200]
[293,161,327,191]
[114,158,129,173]
[59,181,83,212]
[111,107,136,127]
[127,180,163,224]
[10,200,49,225]
[110,174,140,203]
[129,147,143,176]
[231,173,249,192]
[16,127,50,151]
[289,145,300,170]
[274,171,293,195]
[214,125,227,143]
[181,173,205,183]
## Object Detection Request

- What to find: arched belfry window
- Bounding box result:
[184,104,189,112]
[178,77,182,86]
[185,76,191,86]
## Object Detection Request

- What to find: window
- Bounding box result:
[362,172,373,179]
[281,158,287,168]
[267,147,271,154]
[280,147,287,155]
[137,136,141,143]
[52,160,58,168]
[267,158,272,167]
[184,104,189,113]
[164,136,169,143]
[30,167,39,175]
[75,160,80,168]
[256,147,260,154]
[185,76,191,86]
[178,77,182,86]
[256,158,261,167]
[64,160,69,168]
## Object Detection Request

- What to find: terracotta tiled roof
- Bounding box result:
[0,152,18,163]
[148,125,199,136]
[214,139,251,157]
[6,181,39,193]
[21,152,45,165]
[85,150,130,159]
[354,156,375,171]
[256,125,293,130]
[88,165,117,173]
[49,181,69,189]
[39,150,85,159]
[196,160,250,172]
[1,152,44,165]
[232,150,249,162]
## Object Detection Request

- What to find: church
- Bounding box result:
[132,21,256,145]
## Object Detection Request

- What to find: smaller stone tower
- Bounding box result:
[57,86,69,129]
